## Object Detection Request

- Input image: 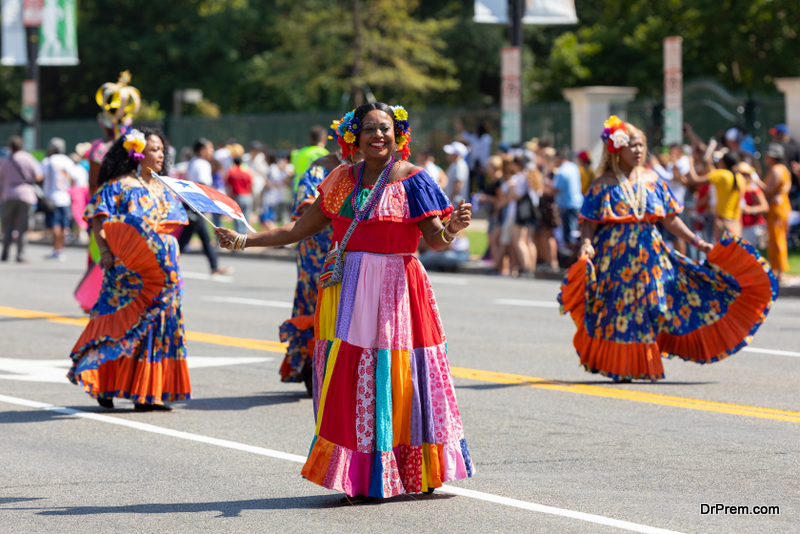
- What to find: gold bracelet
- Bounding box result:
[441,227,455,244]
[98,247,111,256]
[443,225,457,242]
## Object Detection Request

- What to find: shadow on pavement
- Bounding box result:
[21,492,454,517]
[181,391,308,411]
[0,410,79,424]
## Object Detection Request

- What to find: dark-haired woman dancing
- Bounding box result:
[67,127,190,411]
[216,103,475,500]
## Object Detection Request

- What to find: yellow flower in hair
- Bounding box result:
[123,129,146,153]
[343,131,356,144]
[604,115,623,129]
[394,106,408,121]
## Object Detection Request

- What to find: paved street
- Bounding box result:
[1,243,798,534]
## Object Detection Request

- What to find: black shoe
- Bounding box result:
[134,403,173,412]
[339,494,378,505]
[97,397,114,409]
[423,488,435,495]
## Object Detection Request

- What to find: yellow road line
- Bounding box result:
[0,305,287,354]
[451,367,800,424]
[2,305,798,423]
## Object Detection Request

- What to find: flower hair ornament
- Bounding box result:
[331,105,412,161]
[393,105,411,160]
[123,129,146,162]
[601,115,630,153]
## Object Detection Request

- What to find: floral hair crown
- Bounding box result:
[331,105,412,160]
[122,129,146,162]
[601,115,630,154]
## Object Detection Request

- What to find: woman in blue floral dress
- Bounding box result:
[278,158,336,392]
[68,127,190,409]
[559,117,778,382]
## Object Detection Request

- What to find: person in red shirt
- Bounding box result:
[226,156,253,234]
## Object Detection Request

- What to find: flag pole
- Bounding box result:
[151,171,218,228]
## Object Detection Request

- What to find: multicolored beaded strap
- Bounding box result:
[320,158,395,289]
[352,156,395,221]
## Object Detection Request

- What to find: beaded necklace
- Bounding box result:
[616,167,647,221]
[352,156,395,221]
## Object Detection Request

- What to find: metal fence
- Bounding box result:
[0,92,782,159]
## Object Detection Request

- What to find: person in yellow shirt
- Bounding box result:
[686,150,743,239]
[576,150,595,194]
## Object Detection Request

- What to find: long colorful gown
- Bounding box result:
[558,179,778,381]
[279,165,334,384]
[766,164,791,274]
[301,165,475,497]
[67,180,191,404]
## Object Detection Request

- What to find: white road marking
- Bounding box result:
[0,393,685,534]
[0,356,272,384]
[182,271,235,283]
[203,296,293,309]
[742,347,800,358]
[494,298,561,308]
[427,276,469,286]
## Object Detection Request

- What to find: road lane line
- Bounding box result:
[427,276,469,286]
[202,296,293,308]
[0,306,287,354]
[182,271,235,283]
[494,299,561,308]
[2,304,797,422]
[742,347,800,358]
[451,367,800,424]
[0,393,685,534]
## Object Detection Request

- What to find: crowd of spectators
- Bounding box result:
[2,118,798,284]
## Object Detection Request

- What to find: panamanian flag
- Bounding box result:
[155,173,256,232]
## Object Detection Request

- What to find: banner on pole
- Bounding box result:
[474,0,577,25]
[501,46,522,145]
[38,0,79,65]
[663,36,682,145]
[2,0,28,66]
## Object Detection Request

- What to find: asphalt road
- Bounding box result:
[1,243,798,534]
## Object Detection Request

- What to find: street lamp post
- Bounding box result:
[22,0,42,151]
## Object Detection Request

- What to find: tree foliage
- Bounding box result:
[0,0,797,121]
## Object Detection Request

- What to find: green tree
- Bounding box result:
[246,0,459,111]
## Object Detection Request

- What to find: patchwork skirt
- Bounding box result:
[301,251,475,497]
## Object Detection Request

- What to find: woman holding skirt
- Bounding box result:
[216,103,475,499]
[68,127,190,410]
[558,117,778,382]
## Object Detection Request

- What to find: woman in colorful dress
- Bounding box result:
[558,117,778,382]
[68,127,190,411]
[216,103,475,500]
[278,135,355,393]
[75,71,143,313]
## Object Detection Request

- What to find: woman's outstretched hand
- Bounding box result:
[214,227,239,250]
[447,199,472,234]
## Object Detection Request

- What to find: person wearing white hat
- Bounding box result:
[443,141,469,205]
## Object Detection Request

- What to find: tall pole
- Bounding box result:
[501,0,523,145]
[22,0,42,151]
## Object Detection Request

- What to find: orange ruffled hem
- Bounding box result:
[656,237,777,364]
[559,237,777,381]
[73,356,191,404]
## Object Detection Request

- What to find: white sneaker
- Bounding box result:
[45,251,66,261]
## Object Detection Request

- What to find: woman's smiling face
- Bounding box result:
[358,110,395,159]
